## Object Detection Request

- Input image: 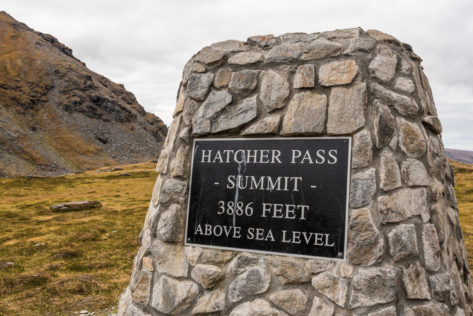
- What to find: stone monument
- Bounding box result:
[118,28,473,315]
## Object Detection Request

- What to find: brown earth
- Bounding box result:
[0,12,167,177]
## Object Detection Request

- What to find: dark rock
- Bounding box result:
[422,116,443,134]
[373,100,395,148]
[50,201,102,212]
[0,262,16,270]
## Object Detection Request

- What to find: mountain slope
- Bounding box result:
[0,12,167,177]
[446,148,473,164]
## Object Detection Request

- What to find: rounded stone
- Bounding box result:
[369,45,397,82]
[402,262,431,299]
[131,271,152,306]
[228,70,259,95]
[186,73,214,101]
[311,272,348,307]
[191,62,206,73]
[269,289,308,315]
[150,276,199,314]
[348,208,384,266]
[364,306,397,316]
[350,168,376,209]
[211,96,258,133]
[379,150,402,191]
[190,264,224,289]
[294,64,315,88]
[405,302,450,316]
[388,224,419,261]
[259,70,290,112]
[423,115,443,134]
[194,46,226,65]
[397,118,427,158]
[228,266,271,302]
[170,145,190,178]
[227,253,261,276]
[265,43,305,63]
[394,77,415,93]
[351,129,373,169]
[191,289,225,314]
[422,224,441,272]
[192,89,232,135]
[213,68,232,88]
[300,38,343,60]
[150,240,188,277]
[230,299,288,316]
[318,59,359,86]
[400,58,412,74]
[349,267,398,308]
[211,40,248,52]
[242,113,281,135]
[373,100,395,148]
[378,188,427,223]
[401,159,429,186]
[281,91,327,135]
[158,178,188,205]
[269,257,310,284]
[141,256,154,272]
[199,249,235,265]
[156,204,184,242]
[308,296,334,316]
[370,83,419,117]
[327,83,366,135]
[228,51,264,65]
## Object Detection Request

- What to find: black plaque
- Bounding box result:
[185,137,351,260]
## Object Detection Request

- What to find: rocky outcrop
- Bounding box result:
[0,12,167,177]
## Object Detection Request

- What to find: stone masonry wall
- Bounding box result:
[118,28,473,315]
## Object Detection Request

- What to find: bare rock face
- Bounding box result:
[119,28,473,316]
[0,12,167,177]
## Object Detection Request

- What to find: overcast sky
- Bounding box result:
[3,0,473,150]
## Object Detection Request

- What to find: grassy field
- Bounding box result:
[452,159,473,269]
[0,162,157,315]
[0,160,472,315]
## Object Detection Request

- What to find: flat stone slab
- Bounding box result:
[50,201,102,212]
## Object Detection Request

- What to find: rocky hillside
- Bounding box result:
[446,148,473,164]
[0,12,167,177]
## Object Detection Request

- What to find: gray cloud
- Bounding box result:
[4,0,473,149]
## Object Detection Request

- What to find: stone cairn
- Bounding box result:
[118,28,473,315]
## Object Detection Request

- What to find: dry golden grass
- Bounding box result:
[451,160,473,270]
[0,160,472,315]
[0,162,157,315]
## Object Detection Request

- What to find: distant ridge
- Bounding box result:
[0,12,167,177]
[446,148,473,164]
